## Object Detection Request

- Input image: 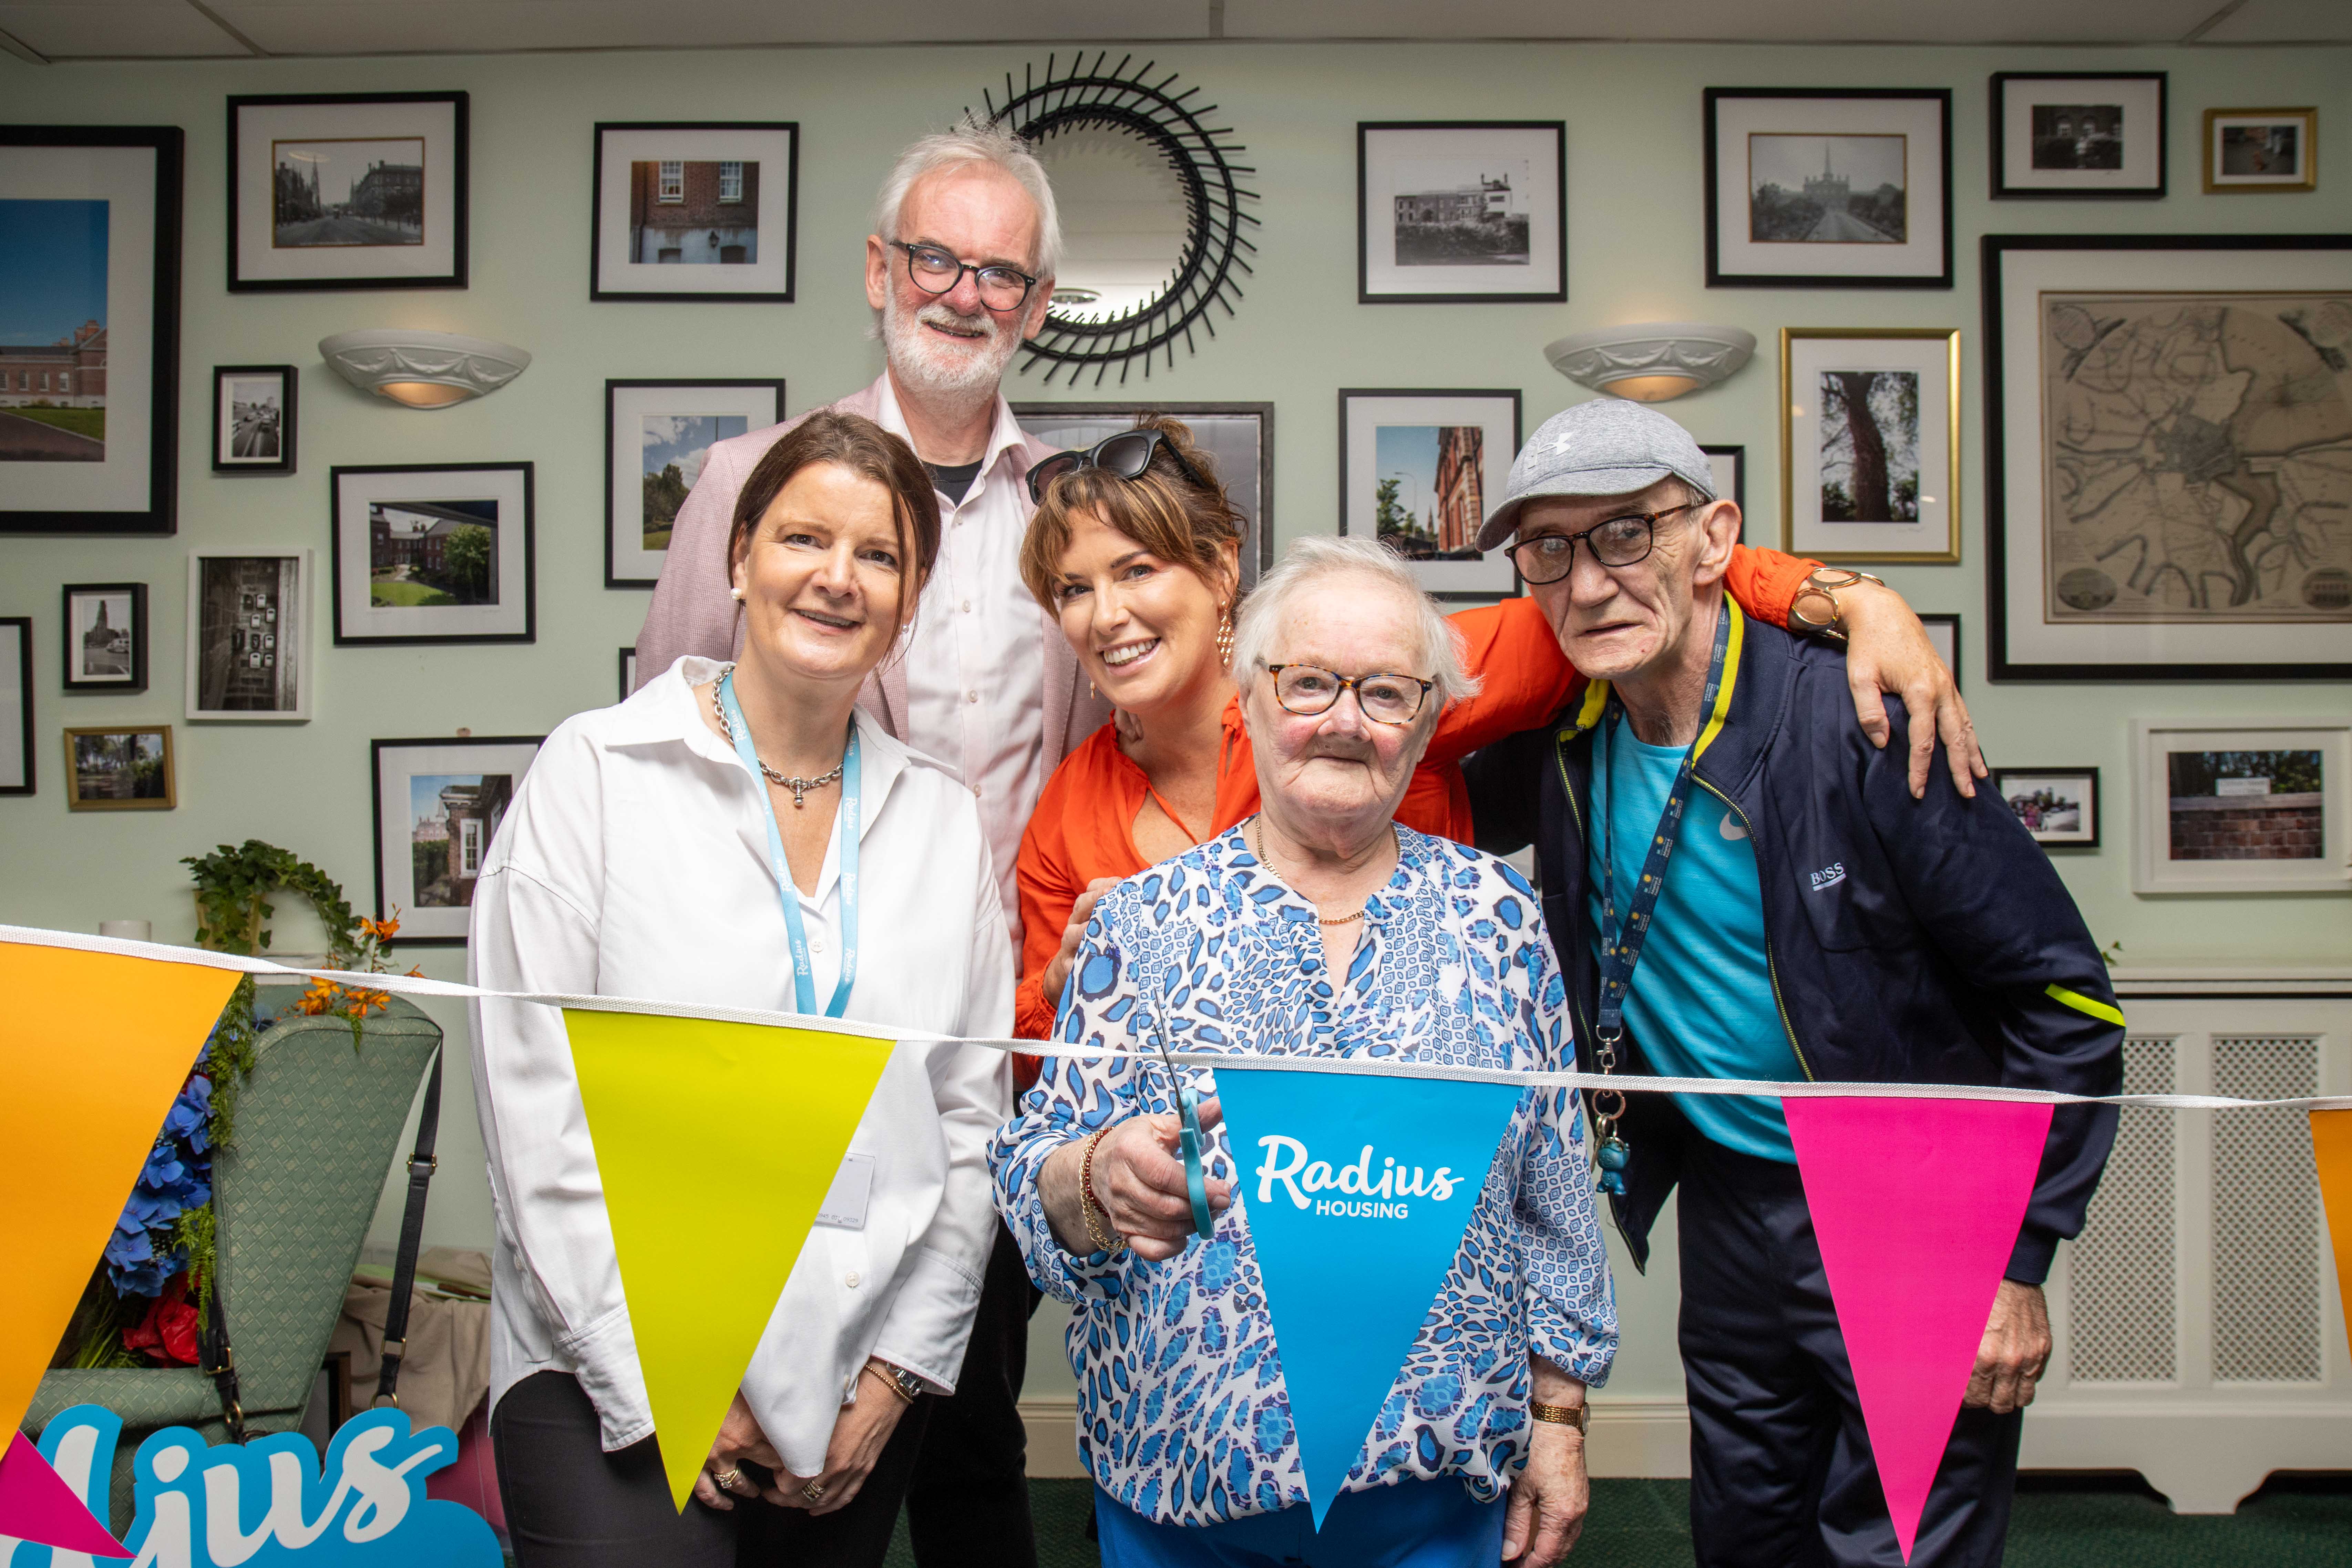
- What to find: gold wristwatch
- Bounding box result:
[1787,567,1885,643]
[1529,1400,1589,1432]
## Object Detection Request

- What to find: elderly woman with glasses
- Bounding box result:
[990,535,1611,1568]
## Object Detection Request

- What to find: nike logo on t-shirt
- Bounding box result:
[1719,815,1750,841]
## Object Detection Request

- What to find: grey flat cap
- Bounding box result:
[1477,398,1718,552]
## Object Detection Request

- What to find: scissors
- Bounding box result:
[1153,1033,1218,1240]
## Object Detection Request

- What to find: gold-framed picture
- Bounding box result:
[2202,107,2317,194]
[64,724,175,811]
[1779,327,1961,564]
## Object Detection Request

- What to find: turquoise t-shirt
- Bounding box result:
[1584,714,1803,1161]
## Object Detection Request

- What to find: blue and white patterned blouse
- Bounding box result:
[989,824,1617,1529]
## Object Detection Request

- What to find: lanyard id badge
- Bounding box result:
[1585,604,1734,1195]
[717,669,861,1019]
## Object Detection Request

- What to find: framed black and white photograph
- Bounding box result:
[1705,89,1952,289]
[228,92,468,292]
[1357,122,1564,305]
[2203,107,2317,194]
[1780,328,1959,563]
[607,380,784,587]
[1920,612,1960,690]
[1339,389,1520,601]
[372,735,545,942]
[1983,234,2352,681]
[1699,444,1747,540]
[186,549,309,721]
[1991,73,2166,199]
[1992,766,2096,849]
[2,126,183,535]
[64,724,174,811]
[1015,402,1276,580]
[619,647,638,703]
[333,462,535,645]
[2132,718,2349,895]
[62,582,147,694]
[591,123,798,303]
[210,365,296,474]
[0,618,31,794]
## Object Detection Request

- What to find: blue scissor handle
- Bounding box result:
[1175,1084,1215,1239]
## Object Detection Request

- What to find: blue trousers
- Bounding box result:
[1093,1478,1504,1568]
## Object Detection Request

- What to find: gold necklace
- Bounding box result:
[1249,816,1367,928]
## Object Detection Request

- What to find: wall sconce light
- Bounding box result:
[318,329,532,409]
[1543,322,1756,403]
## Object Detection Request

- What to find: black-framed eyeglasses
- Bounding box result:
[891,240,1040,312]
[1503,502,1701,586]
[1026,427,1210,505]
[1262,663,1435,726]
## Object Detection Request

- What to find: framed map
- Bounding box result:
[1984,234,2352,680]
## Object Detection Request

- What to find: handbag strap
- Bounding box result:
[374,1048,444,1409]
[198,1268,247,1443]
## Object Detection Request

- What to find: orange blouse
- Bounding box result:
[1012,544,1819,1042]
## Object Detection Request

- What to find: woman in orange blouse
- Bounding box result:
[1010,417,1975,1041]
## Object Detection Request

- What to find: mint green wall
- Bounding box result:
[2,40,2345,1401]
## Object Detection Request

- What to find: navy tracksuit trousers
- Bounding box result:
[1676,1134,2023,1568]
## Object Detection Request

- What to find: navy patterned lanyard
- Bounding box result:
[1585,604,1733,1194]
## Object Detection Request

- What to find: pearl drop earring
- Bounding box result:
[730,586,746,602]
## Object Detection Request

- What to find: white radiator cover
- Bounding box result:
[1016,971,2352,1513]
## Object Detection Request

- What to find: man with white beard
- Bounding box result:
[633,120,1096,1568]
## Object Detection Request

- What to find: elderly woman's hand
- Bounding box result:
[1041,1099,1234,1262]
[1835,581,1987,801]
[1504,1359,1590,1565]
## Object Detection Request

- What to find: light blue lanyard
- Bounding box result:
[717,669,860,1019]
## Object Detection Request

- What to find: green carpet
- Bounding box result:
[881,1473,2352,1566]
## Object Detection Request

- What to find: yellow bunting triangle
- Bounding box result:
[563,1009,896,1510]
[0,944,240,1435]
[2313,1110,2352,1360]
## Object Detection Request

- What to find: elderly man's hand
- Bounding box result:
[1964,1280,2050,1414]
[1835,582,1987,801]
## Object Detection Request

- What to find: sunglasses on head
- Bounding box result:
[1026,428,1209,505]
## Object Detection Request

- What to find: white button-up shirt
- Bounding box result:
[874,376,1049,931]
[466,657,1012,1471]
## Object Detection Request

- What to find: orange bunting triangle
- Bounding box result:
[2312,1110,2352,1361]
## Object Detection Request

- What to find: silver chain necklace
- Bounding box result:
[711,684,845,809]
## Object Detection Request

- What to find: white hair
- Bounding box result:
[870,118,1062,278]
[1232,536,1482,713]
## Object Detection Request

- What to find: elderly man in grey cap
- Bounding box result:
[1466,399,2123,1568]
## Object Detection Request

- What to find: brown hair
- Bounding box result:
[728,409,943,633]
[1018,415,1248,611]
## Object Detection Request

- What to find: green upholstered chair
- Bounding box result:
[23,996,443,1529]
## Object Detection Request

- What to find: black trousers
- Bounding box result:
[1676,1135,2023,1568]
[492,1369,929,1568]
[905,1217,1044,1568]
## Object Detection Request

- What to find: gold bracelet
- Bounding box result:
[860,1361,920,1405]
[1078,1130,1124,1255]
[1788,568,1886,643]
[1529,1400,1589,1432]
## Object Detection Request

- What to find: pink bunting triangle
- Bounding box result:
[1784,1096,2052,1564]
[0,1430,124,1557]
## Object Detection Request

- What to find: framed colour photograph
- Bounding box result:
[1357,122,1565,305]
[1015,402,1276,581]
[372,735,546,943]
[1339,389,1521,601]
[1920,612,1960,690]
[591,123,798,303]
[1705,89,1951,290]
[1982,233,2352,681]
[607,381,784,587]
[211,365,296,474]
[2203,108,2317,194]
[64,724,174,811]
[1990,73,2166,199]
[1780,328,1959,564]
[2132,718,2349,895]
[228,92,467,292]
[0,618,31,795]
[333,463,535,646]
[1,125,183,536]
[186,549,309,721]
[1991,766,2096,849]
[62,582,147,694]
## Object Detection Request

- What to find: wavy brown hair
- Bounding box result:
[1018,415,1248,611]
[728,409,943,634]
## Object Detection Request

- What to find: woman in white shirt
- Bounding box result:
[469,410,1012,1568]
